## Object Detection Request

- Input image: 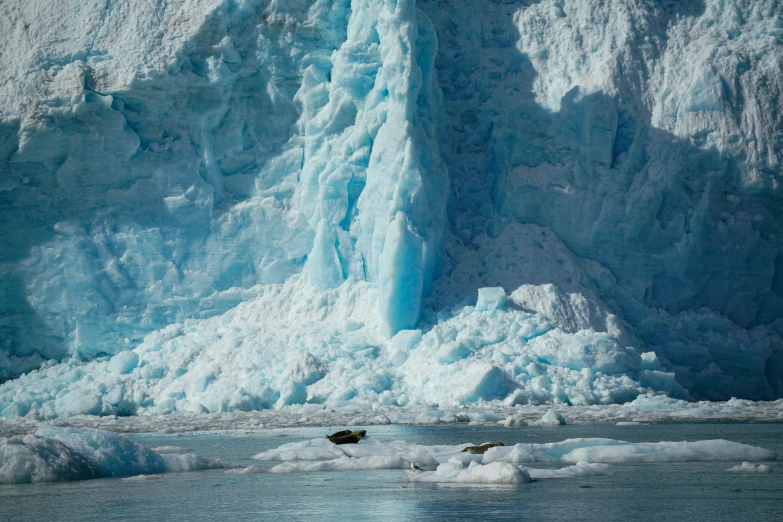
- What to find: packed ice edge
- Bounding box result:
[1,0,783,419]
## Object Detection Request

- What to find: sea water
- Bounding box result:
[1,423,781,521]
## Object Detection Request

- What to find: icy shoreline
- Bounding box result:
[1,395,781,438]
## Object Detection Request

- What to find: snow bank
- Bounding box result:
[0,427,222,484]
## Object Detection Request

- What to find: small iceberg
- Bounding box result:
[0,427,223,484]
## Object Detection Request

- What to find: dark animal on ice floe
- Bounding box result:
[461,442,505,454]
[326,429,367,444]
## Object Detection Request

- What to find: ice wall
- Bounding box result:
[1,0,782,407]
[418,0,783,400]
[296,0,448,335]
[1,0,449,381]
[0,0,336,378]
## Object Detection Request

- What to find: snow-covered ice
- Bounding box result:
[0,0,782,417]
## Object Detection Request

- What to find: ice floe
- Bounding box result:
[0,427,223,484]
[725,462,773,473]
[251,435,776,485]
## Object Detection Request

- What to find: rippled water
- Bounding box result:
[2,423,781,521]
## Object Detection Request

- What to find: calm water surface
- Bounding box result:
[1,422,781,521]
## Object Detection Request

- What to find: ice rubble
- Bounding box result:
[1,395,781,437]
[0,0,782,411]
[0,277,686,418]
[0,427,223,484]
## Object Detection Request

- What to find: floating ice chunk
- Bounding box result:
[482,438,777,464]
[225,466,267,475]
[406,459,532,485]
[527,461,612,479]
[122,474,165,481]
[0,435,106,484]
[253,438,346,462]
[35,427,167,477]
[249,435,777,484]
[475,287,507,312]
[726,462,773,473]
[254,436,439,469]
[151,446,193,453]
[160,452,224,472]
[0,427,223,484]
[531,409,566,426]
[502,414,527,427]
[561,440,778,463]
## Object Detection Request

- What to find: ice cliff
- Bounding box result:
[1,0,782,417]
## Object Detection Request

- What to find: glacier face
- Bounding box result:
[0,0,782,416]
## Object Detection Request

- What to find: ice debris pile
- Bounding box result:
[252,435,775,484]
[1,0,783,413]
[0,427,223,484]
[0,278,686,418]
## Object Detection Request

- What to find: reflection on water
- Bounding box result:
[1,423,781,521]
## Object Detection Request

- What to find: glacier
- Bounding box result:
[1,0,782,419]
